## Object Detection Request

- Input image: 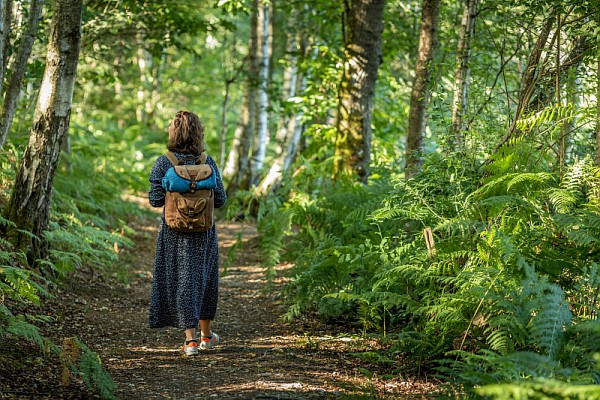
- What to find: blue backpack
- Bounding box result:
[162,152,217,193]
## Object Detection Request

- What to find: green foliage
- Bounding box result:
[256,197,293,278]
[76,340,118,399]
[272,149,600,395]
[1,104,147,400]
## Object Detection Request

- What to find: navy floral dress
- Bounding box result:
[148,152,227,329]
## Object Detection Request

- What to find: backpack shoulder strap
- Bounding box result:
[197,152,208,165]
[165,151,180,166]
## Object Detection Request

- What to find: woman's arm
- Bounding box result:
[148,155,167,207]
[209,156,227,209]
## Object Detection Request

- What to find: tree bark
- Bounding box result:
[404,0,441,179]
[594,58,600,166]
[0,0,6,94]
[492,15,554,153]
[274,7,301,147]
[134,26,153,123]
[224,0,259,195]
[561,71,578,166]
[258,73,307,195]
[332,0,385,183]
[527,35,591,112]
[0,0,44,149]
[450,0,477,149]
[3,0,82,263]
[250,0,270,186]
[1,0,12,75]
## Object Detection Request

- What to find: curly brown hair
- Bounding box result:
[167,110,205,155]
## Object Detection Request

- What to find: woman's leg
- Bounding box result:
[185,327,197,341]
[199,319,212,337]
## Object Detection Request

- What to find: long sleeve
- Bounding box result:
[208,156,227,209]
[149,155,168,208]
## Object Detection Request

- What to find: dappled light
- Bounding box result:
[1,0,599,399]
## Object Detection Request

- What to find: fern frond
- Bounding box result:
[76,340,118,399]
[477,378,600,400]
[529,284,572,358]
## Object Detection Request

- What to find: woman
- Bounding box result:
[148,110,227,356]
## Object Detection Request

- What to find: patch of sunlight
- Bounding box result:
[130,346,180,353]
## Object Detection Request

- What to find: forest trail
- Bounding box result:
[44,213,439,399]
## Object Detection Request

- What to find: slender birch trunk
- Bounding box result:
[3,0,82,263]
[250,0,270,186]
[218,33,242,168]
[257,6,309,194]
[258,74,306,195]
[404,0,441,179]
[562,72,578,165]
[224,0,259,195]
[594,58,600,166]
[332,0,385,183]
[0,0,6,94]
[134,26,152,123]
[113,42,125,128]
[275,8,300,147]
[220,77,232,168]
[450,0,477,149]
[0,0,44,149]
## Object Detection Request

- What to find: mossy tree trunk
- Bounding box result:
[332,0,385,184]
[3,0,82,263]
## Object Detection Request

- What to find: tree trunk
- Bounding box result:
[492,15,554,153]
[3,0,82,263]
[274,8,301,147]
[258,73,307,195]
[250,0,270,186]
[0,0,44,149]
[224,0,259,195]
[404,0,441,179]
[595,58,600,166]
[527,35,591,112]
[0,0,6,94]
[1,0,12,74]
[218,33,242,169]
[220,77,232,168]
[113,42,125,128]
[332,0,385,183]
[561,71,578,166]
[450,0,477,149]
[134,26,153,123]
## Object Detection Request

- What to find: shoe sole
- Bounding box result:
[200,334,220,350]
[184,348,199,356]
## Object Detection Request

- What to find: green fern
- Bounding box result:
[477,378,600,400]
[76,340,118,399]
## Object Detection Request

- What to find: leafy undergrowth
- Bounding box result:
[2,217,447,399]
[254,152,600,399]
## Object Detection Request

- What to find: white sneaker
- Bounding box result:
[200,333,220,350]
[182,339,199,356]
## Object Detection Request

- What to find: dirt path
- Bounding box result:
[25,216,439,399]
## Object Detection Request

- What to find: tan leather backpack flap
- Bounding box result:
[164,189,214,232]
[172,164,213,182]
